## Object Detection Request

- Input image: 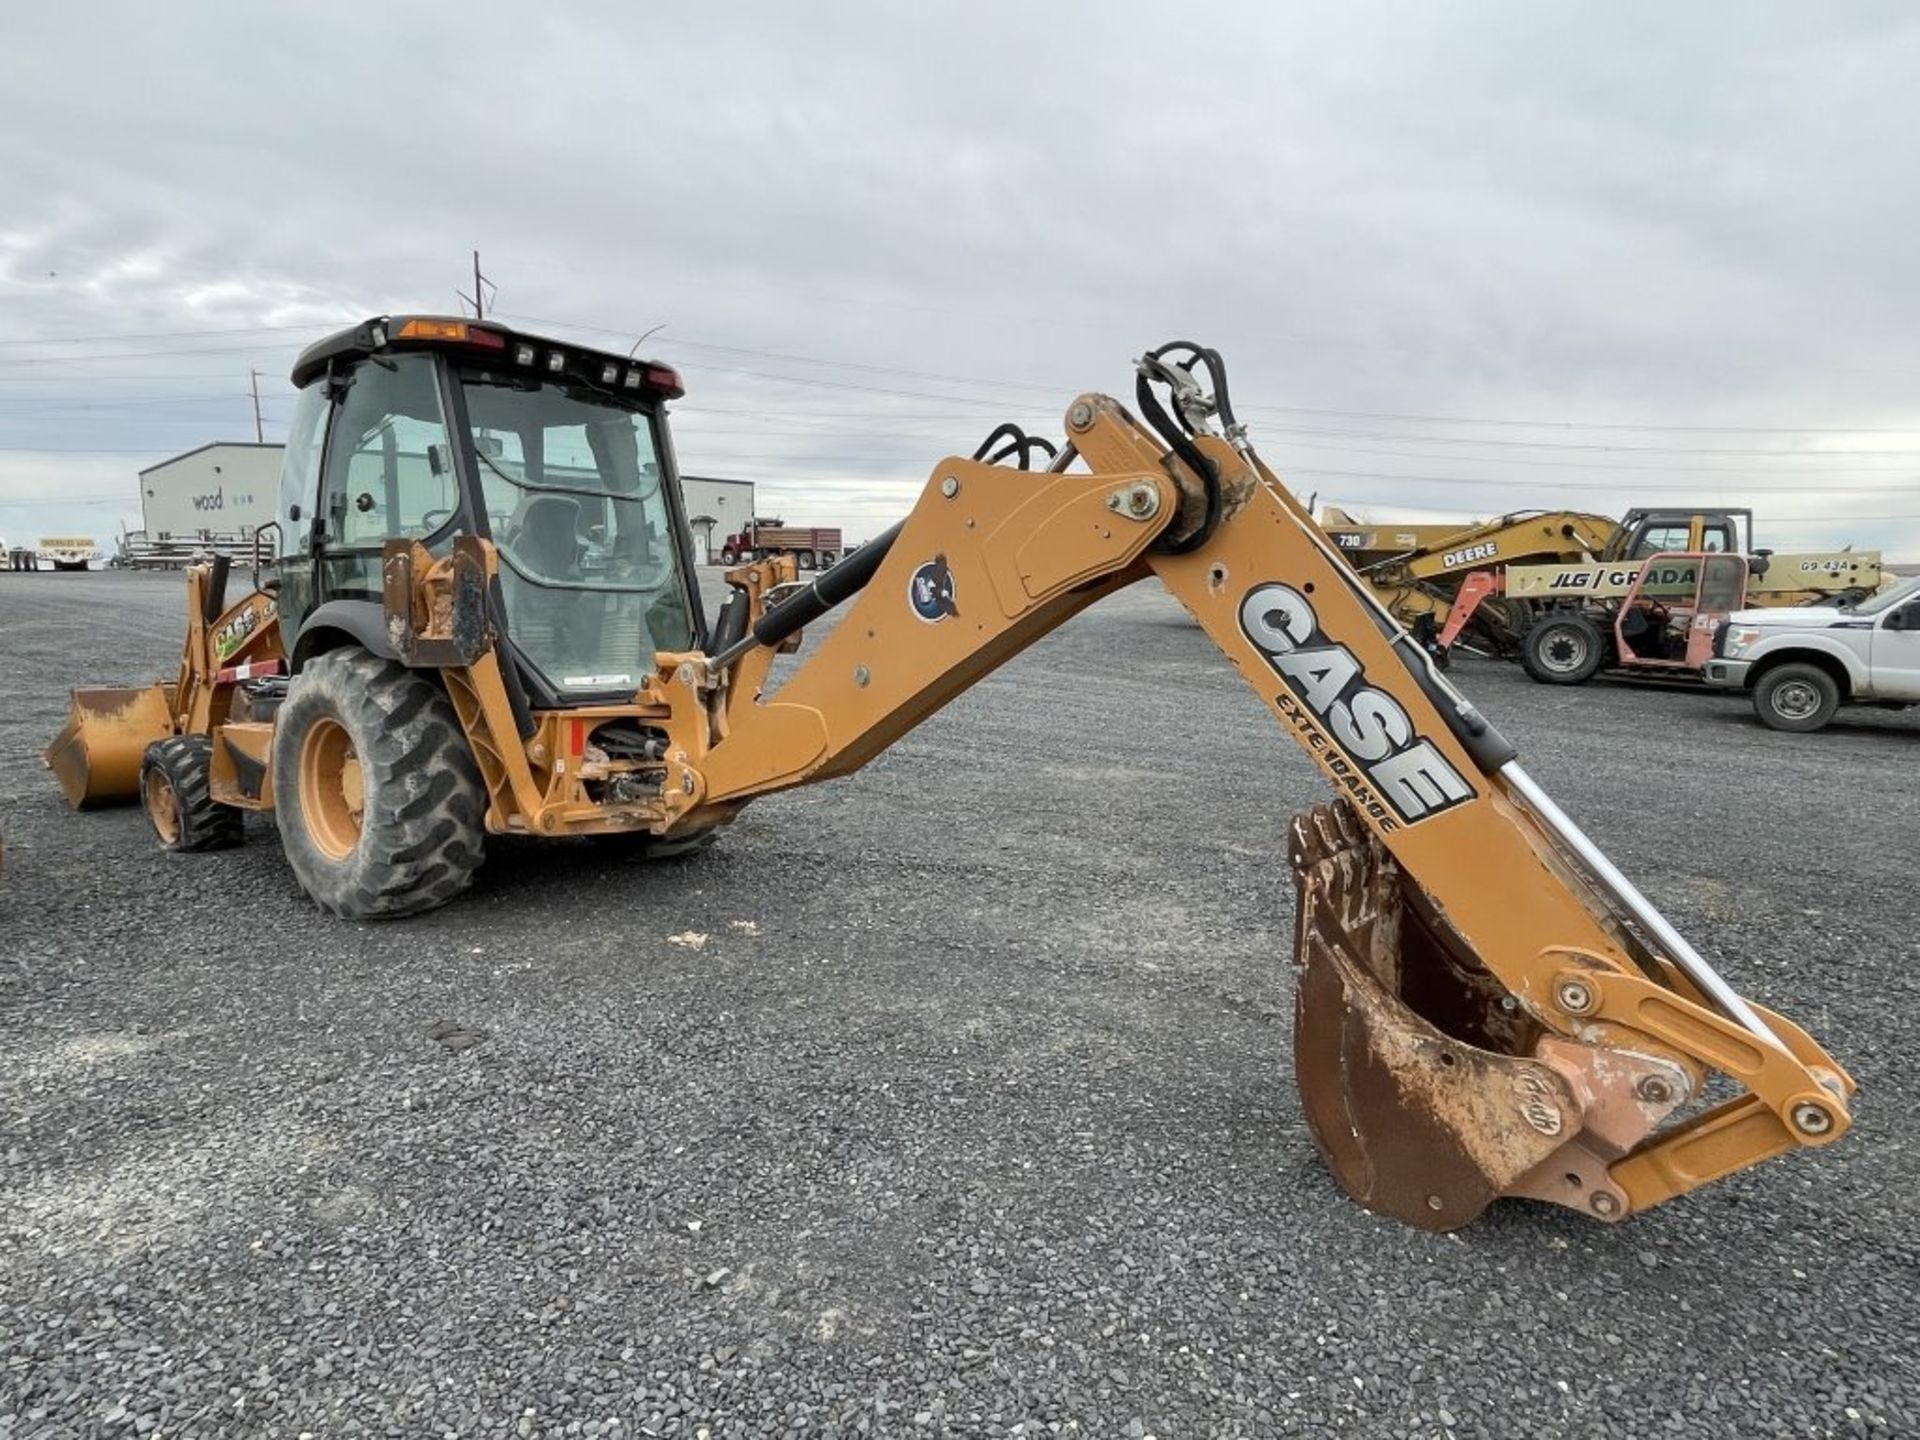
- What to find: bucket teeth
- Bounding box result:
[1288,800,1580,1231]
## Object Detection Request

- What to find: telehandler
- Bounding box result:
[46,318,1852,1231]
[1445,548,1756,685]
[1337,504,1880,662]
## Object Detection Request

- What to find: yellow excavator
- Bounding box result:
[45,319,1852,1232]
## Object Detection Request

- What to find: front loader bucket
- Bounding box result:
[43,685,174,809]
[1288,803,1584,1231]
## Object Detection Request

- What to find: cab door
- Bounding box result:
[271,383,333,638]
[312,353,463,611]
[1684,552,1748,668]
[1688,513,1740,555]
[1615,551,1699,664]
[1872,596,1920,699]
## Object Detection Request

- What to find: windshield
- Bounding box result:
[1845,574,1920,617]
[457,364,693,694]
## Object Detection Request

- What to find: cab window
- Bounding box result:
[458,363,693,695]
[319,353,457,548]
[1631,524,1691,558]
[276,385,330,547]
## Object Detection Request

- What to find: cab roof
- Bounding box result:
[289,315,683,399]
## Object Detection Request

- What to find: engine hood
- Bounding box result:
[1726,605,1858,630]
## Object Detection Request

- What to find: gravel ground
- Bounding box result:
[1,567,1915,1439]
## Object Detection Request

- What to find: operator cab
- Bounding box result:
[270,316,704,707]
[1609,508,1751,562]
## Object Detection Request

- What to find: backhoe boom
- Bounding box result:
[648,352,1851,1229]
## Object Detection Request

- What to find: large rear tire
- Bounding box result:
[272,648,485,919]
[140,736,244,852]
[1753,662,1840,733]
[1521,612,1607,685]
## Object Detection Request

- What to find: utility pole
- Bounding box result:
[458,250,495,319]
[249,369,264,443]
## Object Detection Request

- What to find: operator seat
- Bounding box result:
[511,494,582,581]
[499,494,586,675]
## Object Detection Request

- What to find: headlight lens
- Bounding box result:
[1725,627,1763,654]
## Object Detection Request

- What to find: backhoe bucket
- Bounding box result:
[1289,802,1581,1231]
[43,685,174,809]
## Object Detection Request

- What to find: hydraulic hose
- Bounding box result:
[1135,352,1222,556]
[972,423,1059,470]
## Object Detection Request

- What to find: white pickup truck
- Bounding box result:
[1704,575,1920,731]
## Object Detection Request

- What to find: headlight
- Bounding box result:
[1724,627,1763,655]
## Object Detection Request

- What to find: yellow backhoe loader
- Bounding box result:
[46,320,1852,1232]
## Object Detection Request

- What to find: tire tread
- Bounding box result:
[142,735,245,852]
[272,648,485,919]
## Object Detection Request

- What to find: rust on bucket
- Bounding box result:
[43,684,173,809]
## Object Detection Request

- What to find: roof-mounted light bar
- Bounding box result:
[395,318,504,350]
[375,317,681,396]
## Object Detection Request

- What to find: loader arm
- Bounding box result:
[645,347,1850,1230]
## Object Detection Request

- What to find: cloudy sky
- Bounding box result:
[2,2,1916,558]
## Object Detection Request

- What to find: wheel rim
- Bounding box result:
[1539,626,1590,674]
[144,768,181,845]
[298,715,365,860]
[1772,679,1821,721]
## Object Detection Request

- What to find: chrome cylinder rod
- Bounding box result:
[1498,760,1784,1050]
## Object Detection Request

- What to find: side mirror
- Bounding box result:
[1746,553,1772,578]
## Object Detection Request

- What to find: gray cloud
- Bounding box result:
[1,1,1915,558]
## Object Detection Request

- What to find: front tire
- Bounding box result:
[272,648,486,919]
[797,550,816,571]
[141,736,244,852]
[719,548,738,566]
[1521,612,1607,685]
[1753,662,1840,733]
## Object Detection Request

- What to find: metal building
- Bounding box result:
[679,474,756,563]
[139,442,285,539]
